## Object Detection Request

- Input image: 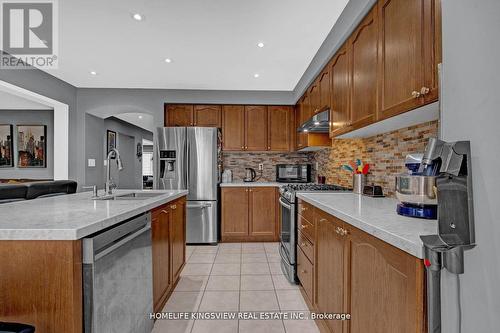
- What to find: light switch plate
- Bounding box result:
[258,163,264,171]
[88,159,96,167]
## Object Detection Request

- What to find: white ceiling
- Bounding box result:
[114,112,155,132]
[45,0,349,90]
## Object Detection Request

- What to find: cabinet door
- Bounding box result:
[152,207,170,312]
[377,0,424,119]
[245,105,268,151]
[330,45,350,137]
[249,187,277,239]
[221,188,249,238]
[316,212,345,333]
[318,69,331,112]
[165,104,194,126]
[422,0,441,104]
[194,105,222,127]
[170,198,185,283]
[349,7,378,130]
[346,227,425,333]
[309,82,321,115]
[301,93,312,125]
[222,105,245,151]
[268,106,291,151]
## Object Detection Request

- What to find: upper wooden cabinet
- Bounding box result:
[329,44,350,137]
[318,69,331,113]
[165,104,193,126]
[193,105,221,127]
[377,0,441,120]
[222,105,245,151]
[309,81,321,115]
[165,104,221,127]
[268,106,292,151]
[245,106,268,151]
[349,6,378,130]
[221,187,278,242]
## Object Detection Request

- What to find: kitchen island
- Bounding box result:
[0,189,188,333]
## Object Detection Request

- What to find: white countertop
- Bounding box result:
[220,182,284,187]
[296,192,437,259]
[0,189,188,240]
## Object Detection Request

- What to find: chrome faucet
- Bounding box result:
[105,148,124,195]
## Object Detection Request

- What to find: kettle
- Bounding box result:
[243,168,257,182]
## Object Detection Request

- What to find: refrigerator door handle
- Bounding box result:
[186,133,190,191]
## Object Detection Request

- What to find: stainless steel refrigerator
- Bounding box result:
[154,127,220,244]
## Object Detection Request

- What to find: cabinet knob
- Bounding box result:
[301,242,307,247]
[335,226,341,234]
[245,189,248,192]
[301,224,307,229]
[267,146,271,150]
[249,189,252,192]
[170,204,177,210]
[245,146,248,149]
[411,91,421,98]
[420,86,430,95]
[241,146,244,149]
[300,270,307,274]
[301,207,307,212]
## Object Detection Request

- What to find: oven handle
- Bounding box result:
[279,197,292,210]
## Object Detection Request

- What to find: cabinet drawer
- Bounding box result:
[297,247,314,304]
[297,199,314,222]
[298,214,315,244]
[298,231,314,264]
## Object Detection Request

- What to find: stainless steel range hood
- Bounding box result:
[297,109,329,133]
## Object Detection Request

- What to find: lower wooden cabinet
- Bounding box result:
[221,187,279,242]
[152,196,186,313]
[297,205,426,333]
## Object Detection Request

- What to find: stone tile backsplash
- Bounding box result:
[222,152,313,182]
[312,121,438,196]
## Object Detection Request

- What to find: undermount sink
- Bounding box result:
[94,192,164,200]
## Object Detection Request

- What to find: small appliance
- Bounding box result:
[243,168,256,182]
[276,164,311,183]
[395,154,438,219]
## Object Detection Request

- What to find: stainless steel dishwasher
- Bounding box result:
[83,212,153,333]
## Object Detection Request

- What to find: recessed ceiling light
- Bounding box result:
[90,71,97,76]
[254,73,260,78]
[132,13,143,21]
[138,115,143,119]
[257,42,264,48]
[164,58,172,63]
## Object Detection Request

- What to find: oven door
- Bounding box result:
[279,195,296,264]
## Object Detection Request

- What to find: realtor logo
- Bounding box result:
[0,0,58,69]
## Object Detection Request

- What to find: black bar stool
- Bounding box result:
[0,322,35,333]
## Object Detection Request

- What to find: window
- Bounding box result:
[142,151,153,176]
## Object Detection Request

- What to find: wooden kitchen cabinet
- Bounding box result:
[346,225,425,333]
[170,197,186,284]
[318,69,331,113]
[297,205,426,333]
[165,104,194,126]
[193,105,221,127]
[309,81,321,115]
[222,105,245,151]
[152,206,171,312]
[377,0,440,120]
[221,187,278,242]
[316,211,346,333]
[349,6,378,130]
[151,196,186,313]
[329,44,351,137]
[268,105,292,151]
[245,105,268,151]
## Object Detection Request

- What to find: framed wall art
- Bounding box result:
[17,125,46,168]
[0,125,13,167]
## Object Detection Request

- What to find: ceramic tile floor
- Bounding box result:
[152,242,320,333]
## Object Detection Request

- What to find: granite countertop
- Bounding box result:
[220,182,285,187]
[0,189,188,240]
[296,192,438,259]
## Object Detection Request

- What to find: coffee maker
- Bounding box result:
[419,138,475,333]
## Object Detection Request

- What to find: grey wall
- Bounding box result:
[440,1,500,332]
[85,114,153,189]
[0,54,81,184]
[0,110,54,179]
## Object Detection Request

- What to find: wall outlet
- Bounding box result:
[315,162,319,170]
[88,159,96,167]
[258,163,264,171]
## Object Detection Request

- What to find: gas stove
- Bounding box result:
[279,183,350,203]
